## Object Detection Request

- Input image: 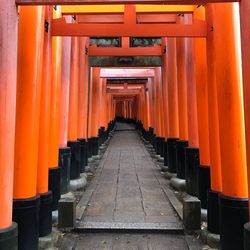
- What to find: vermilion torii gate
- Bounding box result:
[1,1,250,250]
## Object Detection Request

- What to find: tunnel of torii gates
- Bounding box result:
[1,0,250,249]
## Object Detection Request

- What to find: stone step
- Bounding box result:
[75,221,184,234]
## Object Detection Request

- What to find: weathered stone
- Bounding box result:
[170,177,186,192]
[183,197,201,232]
[58,197,76,229]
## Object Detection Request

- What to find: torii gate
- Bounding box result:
[1,1,250,250]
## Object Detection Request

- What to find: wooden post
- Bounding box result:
[68,36,81,180]
[184,13,200,197]
[58,16,72,194]
[49,6,62,211]
[193,6,211,209]
[240,0,250,246]
[176,14,189,180]
[205,4,222,234]
[13,6,45,250]
[165,37,179,173]
[214,3,248,249]
[37,6,53,237]
[0,1,18,248]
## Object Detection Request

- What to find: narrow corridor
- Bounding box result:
[78,123,182,228]
[2,2,250,249]
[56,122,204,249]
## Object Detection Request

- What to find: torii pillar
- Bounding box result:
[205,4,222,235]
[58,16,72,195]
[239,0,250,247]
[214,3,248,249]
[49,6,62,211]
[184,14,200,197]
[165,38,179,174]
[37,6,53,237]
[13,7,45,250]
[193,6,211,209]
[0,1,18,249]
[176,15,189,180]
[67,36,81,181]
[77,37,89,172]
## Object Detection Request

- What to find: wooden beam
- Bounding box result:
[107,89,142,94]
[16,0,238,5]
[101,68,155,77]
[60,5,194,14]
[89,45,162,56]
[107,83,144,88]
[51,18,207,37]
[77,14,177,23]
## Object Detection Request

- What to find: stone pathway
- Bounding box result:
[76,124,182,231]
[58,123,205,249]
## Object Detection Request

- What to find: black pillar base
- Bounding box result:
[0,222,18,250]
[78,138,87,173]
[67,140,81,180]
[92,137,99,156]
[185,147,200,196]
[153,134,157,151]
[198,165,211,209]
[159,137,165,158]
[156,137,161,155]
[176,140,188,179]
[13,196,40,250]
[84,141,88,166]
[244,222,250,250]
[219,194,249,250]
[87,138,93,159]
[167,138,179,173]
[39,191,52,237]
[59,147,71,194]
[207,190,220,234]
[49,167,61,211]
[164,141,168,166]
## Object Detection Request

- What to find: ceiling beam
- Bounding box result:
[51,18,207,37]
[77,14,177,23]
[101,68,155,77]
[107,89,142,94]
[16,0,238,5]
[89,45,162,56]
[60,5,194,14]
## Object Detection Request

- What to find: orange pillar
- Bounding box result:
[154,67,165,158]
[13,6,45,250]
[49,6,62,211]
[78,37,89,139]
[184,14,200,196]
[240,0,250,244]
[98,78,107,145]
[88,67,101,157]
[161,38,169,141]
[165,37,179,173]
[68,36,81,180]
[0,0,18,246]
[58,16,72,194]
[176,15,189,180]
[68,37,79,142]
[214,4,248,249]
[205,4,222,234]
[77,37,89,172]
[145,85,151,129]
[193,6,211,209]
[37,6,53,237]
[240,0,250,207]
[100,78,107,128]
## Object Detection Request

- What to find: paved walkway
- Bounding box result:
[58,123,205,249]
[77,125,182,230]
